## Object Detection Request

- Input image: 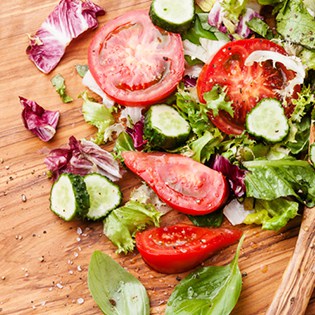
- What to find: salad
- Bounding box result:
[23,0,315,314]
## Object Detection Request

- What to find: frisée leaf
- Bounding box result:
[51,74,73,103]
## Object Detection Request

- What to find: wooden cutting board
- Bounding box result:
[0,1,314,314]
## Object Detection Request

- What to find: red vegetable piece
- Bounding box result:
[136,224,243,273]
[122,151,229,215]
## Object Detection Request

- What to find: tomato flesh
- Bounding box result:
[88,10,185,106]
[136,225,243,273]
[197,38,300,134]
[122,151,229,215]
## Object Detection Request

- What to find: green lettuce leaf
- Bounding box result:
[246,18,274,39]
[103,200,161,254]
[204,85,234,118]
[51,74,73,103]
[244,158,315,207]
[276,0,315,49]
[243,198,299,230]
[75,64,89,77]
[81,91,115,145]
[166,235,244,315]
[88,250,150,315]
[188,209,224,227]
[113,132,135,162]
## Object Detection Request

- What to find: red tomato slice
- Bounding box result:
[122,151,229,215]
[88,10,185,107]
[136,225,243,273]
[197,38,300,135]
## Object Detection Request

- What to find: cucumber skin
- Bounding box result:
[50,173,90,221]
[144,105,190,149]
[149,1,195,33]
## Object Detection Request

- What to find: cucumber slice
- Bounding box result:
[144,104,191,149]
[84,173,122,220]
[246,98,289,143]
[149,0,195,33]
[50,173,90,221]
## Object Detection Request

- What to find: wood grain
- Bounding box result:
[0,1,314,315]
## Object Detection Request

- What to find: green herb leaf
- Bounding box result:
[81,91,115,145]
[51,74,73,103]
[88,250,150,315]
[75,64,89,77]
[103,200,162,254]
[165,234,244,315]
[204,85,234,118]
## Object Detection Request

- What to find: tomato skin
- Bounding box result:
[136,225,243,274]
[88,10,185,107]
[197,38,300,135]
[122,151,229,215]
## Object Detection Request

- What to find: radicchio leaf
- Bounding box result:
[26,0,105,74]
[126,118,147,151]
[44,136,122,181]
[19,96,60,142]
[212,155,246,198]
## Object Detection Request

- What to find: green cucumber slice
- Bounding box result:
[84,173,122,220]
[144,104,191,149]
[246,98,289,143]
[50,173,90,221]
[149,0,195,33]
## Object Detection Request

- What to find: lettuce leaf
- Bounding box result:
[103,200,161,254]
[51,74,73,103]
[81,91,114,145]
[244,158,315,207]
[26,0,105,73]
[243,198,299,230]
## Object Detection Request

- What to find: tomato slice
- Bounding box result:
[88,10,185,107]
[122,151,229,215]
[136,225,243,273]
[197,38,300,135]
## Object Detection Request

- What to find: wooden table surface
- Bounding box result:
[0,1,314,314]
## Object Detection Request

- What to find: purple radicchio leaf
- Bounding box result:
[26,0,105,74]
[212,155,246,198]
[126,118,147,151]
[19,96,60,142]
[183,75,197,88]
[208,2,228,34]
[235,8,262,38]
[44,136,123,181]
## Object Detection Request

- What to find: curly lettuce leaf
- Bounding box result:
[51,74,73,103]
[26,0,105,73]
[81,91,115,145]
[244,198,299,230]
[103,200,162,254]
[204,85,234,117]
[244,158,315,207]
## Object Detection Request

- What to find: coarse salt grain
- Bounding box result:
[56,283,63,289]
[77,298,84,305]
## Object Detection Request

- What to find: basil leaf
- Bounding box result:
[166,235,244,315]
[88,250,150,315]
[188,209,224,227]
[51,73,73,103]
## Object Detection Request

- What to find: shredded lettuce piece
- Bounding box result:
[19,96,60,142]
[81,91,115,145]
[243,198,299,230]
[103,200,162,254]
[75,64,89,78]
[26,0,105,73]
[51,74,73,103]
